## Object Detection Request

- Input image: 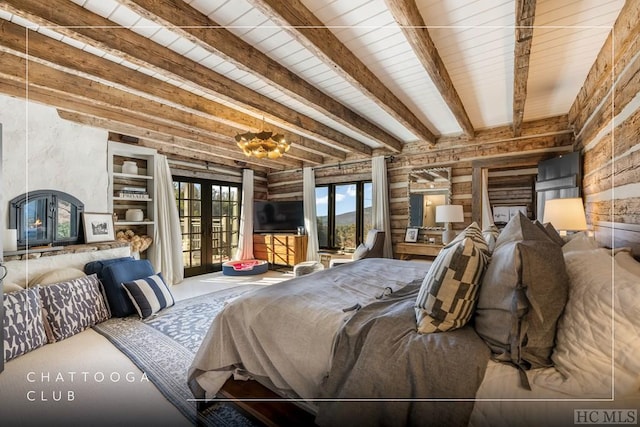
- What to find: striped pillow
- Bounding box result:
[122,273,174,319]
[415,237,488,334]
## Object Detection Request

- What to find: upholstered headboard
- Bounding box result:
[593,221,640,258]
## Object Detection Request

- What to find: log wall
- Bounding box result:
[267,122,573,252]
[570,1,640,229]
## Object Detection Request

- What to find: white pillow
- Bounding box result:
[2,282,23,293]
[615,250,640,278]
[552,248,640,396]
[28,267,86,286]
[352,243,369,260]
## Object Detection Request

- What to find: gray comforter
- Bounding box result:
[316,283,491,427]
[188,258,431,403]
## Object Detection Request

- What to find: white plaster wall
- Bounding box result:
[0,93,109,233]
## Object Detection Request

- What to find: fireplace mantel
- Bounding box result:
[2,241,129,262]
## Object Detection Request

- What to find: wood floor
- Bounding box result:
[213,378,317,426]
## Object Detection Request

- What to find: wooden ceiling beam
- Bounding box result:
[513,0,537,137]
[384,0,474,138]
[244,0,435,147]
[0,75,293,171]
[117,0,404,153]
[0,18,344,161]
[82,115,269,174]
[0,51,319,166]
[0,0,372,156]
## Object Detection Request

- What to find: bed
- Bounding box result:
[188,215,640,426]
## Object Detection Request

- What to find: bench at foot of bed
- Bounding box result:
[198,378,317,427]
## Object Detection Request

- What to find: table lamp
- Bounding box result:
[543,198,587,236]
[436,204,464,245]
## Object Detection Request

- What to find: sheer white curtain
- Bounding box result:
[234,169,254,260]
[371,156,392,258]
[481,168,494,229]
[151,155,184,286]
[303,167,320,261]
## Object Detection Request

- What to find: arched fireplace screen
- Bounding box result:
[9,190,84,249]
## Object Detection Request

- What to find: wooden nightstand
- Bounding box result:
[395,243,443,260]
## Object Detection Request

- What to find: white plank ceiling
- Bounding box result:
[0,0,626,157]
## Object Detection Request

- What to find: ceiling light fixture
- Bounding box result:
[235,128,290,160]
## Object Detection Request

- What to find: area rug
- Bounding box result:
[93,285,263,426]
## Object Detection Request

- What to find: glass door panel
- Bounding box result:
[174,178,241,277]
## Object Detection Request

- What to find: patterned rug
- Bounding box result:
[93,285,263,426]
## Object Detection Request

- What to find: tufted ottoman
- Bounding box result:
[293,261,325,277]
[222,259,268,276]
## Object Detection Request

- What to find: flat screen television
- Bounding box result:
[253,200,304,233]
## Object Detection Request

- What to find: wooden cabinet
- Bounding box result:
[107,141,157,256]
[395,243,443,260]
[253,234,308,266]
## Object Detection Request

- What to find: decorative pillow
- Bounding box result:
[3,281,23,293]
[100,259,155,317]
[494,212,555,250]
[543,222,565,246]
[481,224,500,254]
[415,237,488,333]
[614,250,640,278]
[474,213,569,371]
[122,273,174,319]
[553,248,640,396]
[83,256,134,280]
[39,274,111,343]
[3,287,48,361]
[561,231,598,254]
[352,243,369,261]
[533,220,565,247]
[450,221,490,256]
[28,267,86,287]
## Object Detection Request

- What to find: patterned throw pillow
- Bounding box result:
[3,287,48,361]
[415,237,488,333]
[482,224,500,254]
[449,221,490,256]
[39,274,111,343]
[122,273,174,319]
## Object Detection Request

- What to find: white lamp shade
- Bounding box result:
[543,198,587,231]
[435,204,464,223]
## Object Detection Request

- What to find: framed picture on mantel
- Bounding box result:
[82,212,115,243]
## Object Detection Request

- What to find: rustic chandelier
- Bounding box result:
[235,129,290,159]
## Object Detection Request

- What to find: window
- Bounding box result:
[9,190,84,248]
[316,181,372,250]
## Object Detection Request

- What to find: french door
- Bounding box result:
[173,177,241,277]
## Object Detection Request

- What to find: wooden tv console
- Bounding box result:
[253,233,308,267]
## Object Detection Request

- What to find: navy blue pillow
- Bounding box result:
[84,257,134,281]
[101,259,155,317]
[122,273,175,319]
